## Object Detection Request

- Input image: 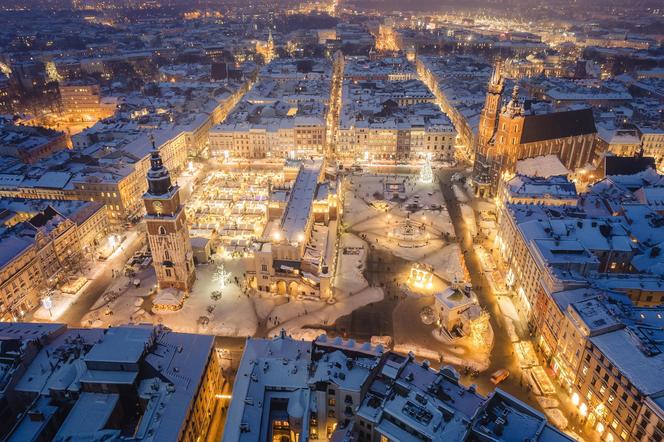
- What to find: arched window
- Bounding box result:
[158,226,166,235]
[164,250,170,261]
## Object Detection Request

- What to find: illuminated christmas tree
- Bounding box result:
[419,157,434,184]
[213,263,231,289]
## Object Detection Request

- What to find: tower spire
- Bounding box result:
[146,133,173,196]
[506,84,522,116]
[488,61,504,94]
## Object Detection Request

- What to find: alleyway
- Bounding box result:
[435,168,538,399]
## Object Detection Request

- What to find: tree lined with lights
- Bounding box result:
[212,263,230,289]
[419,157,434,184]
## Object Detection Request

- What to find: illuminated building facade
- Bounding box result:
[473,69,597,197]
[0,201,109,321]
[337,58,456,162]
[256,29,276,64]
[58,81,116,122]
[252,160,338,299]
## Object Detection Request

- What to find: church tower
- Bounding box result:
[477,63,504,151]
[472,63,505,197]
[143,139,196,292]
[492,84,525,172]
[266,29,276,63]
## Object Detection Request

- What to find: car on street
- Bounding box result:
[490,368,510,385]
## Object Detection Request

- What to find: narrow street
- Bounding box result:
[62,233,146,325]
[212,336,247,439]
[24,230,146,326]
[435,167,539,404]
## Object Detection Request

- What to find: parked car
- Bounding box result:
[490,369,510,385]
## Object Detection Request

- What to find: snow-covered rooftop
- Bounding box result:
[280,160,321,242]
[7,324,215,442]
[515,155,569,178]
[224,333,570,442]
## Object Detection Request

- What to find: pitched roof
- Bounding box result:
[519,107,596,144]
[28,206,60,228]
[604,156,656,176]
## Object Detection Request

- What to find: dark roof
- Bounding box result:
[28,206,59,228]
[519,108,596,144]
[604,155,656,176]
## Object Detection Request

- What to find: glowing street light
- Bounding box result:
[571,392,580,406]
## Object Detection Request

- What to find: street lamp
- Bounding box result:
[571,392,580,406]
